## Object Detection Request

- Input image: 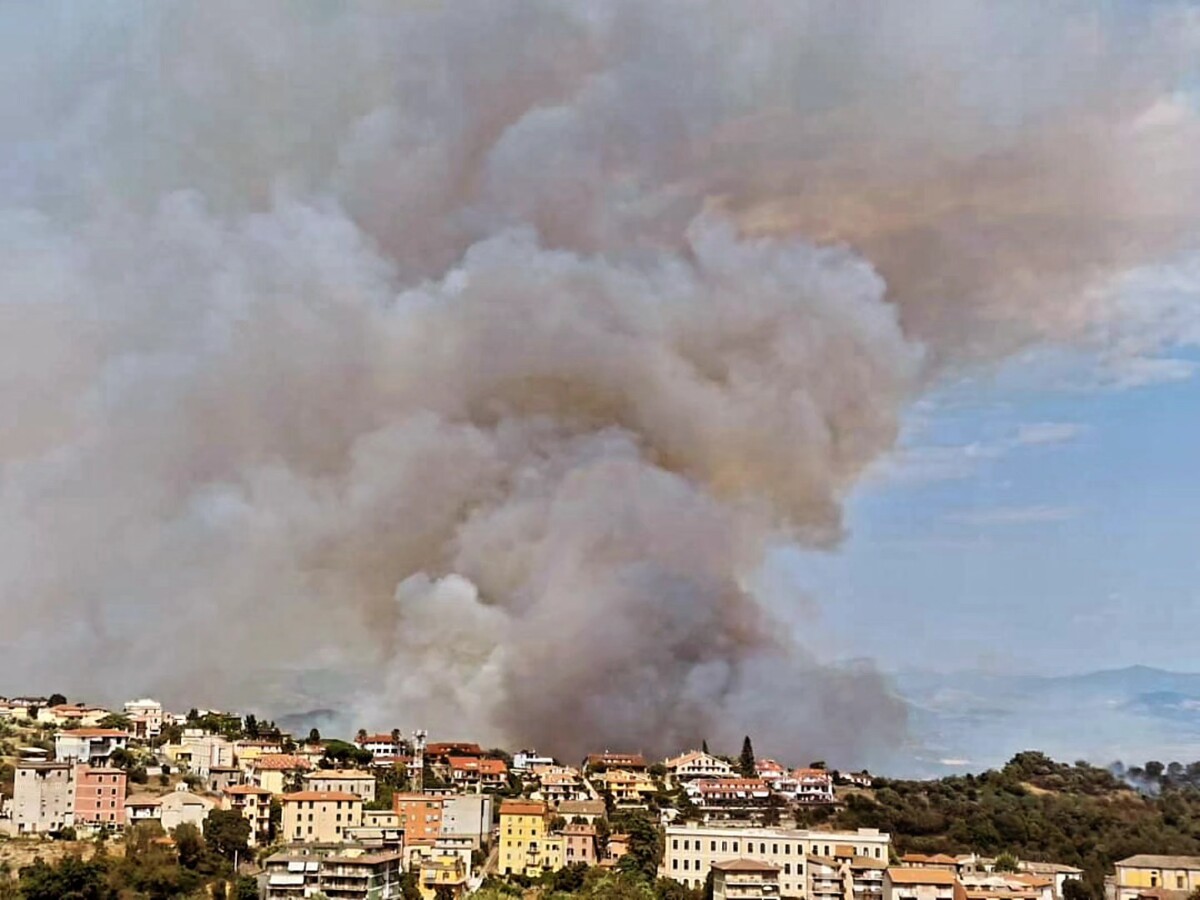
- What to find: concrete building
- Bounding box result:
[394,793,444,843]
[282,790,363,844]
[125,797,163,825]
[159,787,215,832]
[263,846,403,900]
[584,752,648,773]
[885,868,959,900]
[1113,856,1200,900]
[54,729,128,764]
[169,730,235,777]
[123,699,164,739]
[563,822,598,866]
[11,761,75,834]
[713,858,783,900]
[73,765,127,829]
[303,769,377,802]
[596,768,658,808]
[418,854,468,900]
[791,769,835,804]
[661,824,891,896]
[514,750,556,771]
[686,778,771,819]
[809,852,887,900]
[224,784,274,847]
[440,793,494,847]
[558,799,606,824]
[499,799,551,877]
[207,766,242,793]
[447,756,508,790]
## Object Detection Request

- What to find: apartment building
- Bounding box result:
[808,852,887,900]
[513,750,556,771]
[303,769,377,803]
[686,778,771,818]
[1113,855,1200,900]
[11,761,75,834]
[596,769,658,807]
[447,756,508,789]
[666,751,737,782]
[123,699,164,739]
[223,784,273,846]
[584,752,648,773]
[660,824,891,897]
[282,791,363,844]
[499,799,552,876]
[885,868,959,900]
[263,846,403,900]
[394,793,444,842]
[252,755,313,795]
[54,728,128,764]
[74,765,127,829]
[418,854,468,900]
[440,793,494,847]
[713,859,783,900]
[159,787,215,832]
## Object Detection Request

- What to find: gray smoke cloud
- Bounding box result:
[1,1,1198,764]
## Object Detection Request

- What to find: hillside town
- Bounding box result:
[0,694,1192,900]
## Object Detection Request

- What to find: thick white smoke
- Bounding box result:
[1,1,1198,763]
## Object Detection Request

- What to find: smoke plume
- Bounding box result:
[1,1,1198,763]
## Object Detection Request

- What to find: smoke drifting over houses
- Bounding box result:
[1,2,1198,763]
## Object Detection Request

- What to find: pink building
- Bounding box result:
[74,765,127,828]
[564,823,598,866]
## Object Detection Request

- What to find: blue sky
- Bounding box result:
[767,345,1200,677]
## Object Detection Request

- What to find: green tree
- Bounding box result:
[47,693,68,706]
[97,713,132,731]
[738,736,756,778]
[308,728,321,744]
[435,886,458,900]
[204,808,251,863]
[701,740,709,754]
[173,823,206,871]
[244,714,260,739]
[18,855,116,900]
[400,871,422,900]
[993,852,1020,873]
[235,875,261,900]
[1063,881,1092,900]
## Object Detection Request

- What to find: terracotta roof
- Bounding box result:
[282,791,361,802]
[713,858,781,873]
[359,734,400,744]
[889,869,959,885]
[695,778,768,790]
[559,800,605,816]
[304,769,373,780]
[60,728,128,738]
[225,785,272,795]
[125,798,162,807]
[253,754,312,771]
[586,752,647,768]
[500,799,548,816]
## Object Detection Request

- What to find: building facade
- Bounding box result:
[303,770,377,802]
[282,791,363,844]
[11,762,75,834]
[74,765,127,829]
[713,858,783,900]
[661,824,891,897]
[1113,855,1200,900]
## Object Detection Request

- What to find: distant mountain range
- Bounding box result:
[890,665,1200,778]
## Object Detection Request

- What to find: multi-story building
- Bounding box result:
[534,772,591,807]
[418,854,468,900]
[1021,862,1085,899]
[563,823,598,866]
[303,770,377,803]
[583,752,648,773]
[440,793,494,848]
[223,785,274,846]
[263,846,403,900]
[123,699,164,739]
[252,755,313,795]
[394,793,444,843]
[559,799,606,824]
[282,791,363,844]
[596,769,658,807]
[74,765,127,829]
[447,756,508,790]
[808,852,887,900]
[713,859,783,900]
[513,750,556,771]
[1113,856,1200,900]
[167,730,235,777]
[660,824,891,896]
[885,868,958,900]
[499,799,551,876]
[685,778,771,818]
[54,729,129,765]
[791,769,835,804]
[665,751,736,782]
[11,761,75,834]
[233,739,285,768]
[355,733,405,762]
[125,797,163,825]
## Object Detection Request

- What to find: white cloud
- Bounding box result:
[947,504,1080,526]
[1013,421,1087,446]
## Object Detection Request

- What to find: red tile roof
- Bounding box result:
[282,791,361,802]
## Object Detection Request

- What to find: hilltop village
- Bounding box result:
[1,694,1197,900]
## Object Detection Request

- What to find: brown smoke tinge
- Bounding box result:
[0,1,1198,764]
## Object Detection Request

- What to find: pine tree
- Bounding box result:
[739,735,755,778]
[701,739,709,755]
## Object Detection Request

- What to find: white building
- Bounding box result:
[513,750,556,771]
[440,793,494,848]
[660,824,891,897]
[55,729,129,764]
[713,858,783,900]
[123,699,164,740]
[665,751,736,782]
[159,786,216,832]
[885,869,958,900]
[12,762,76,834]
[303,770,377,803]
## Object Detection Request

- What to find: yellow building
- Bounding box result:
[419,854,468,900]
[500,799,554,876]
[598,769,658,807]
[281,790,363,844]
[1114,855,1200,900]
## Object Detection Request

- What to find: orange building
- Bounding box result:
[395,793,443,842]
[74,765,126,828]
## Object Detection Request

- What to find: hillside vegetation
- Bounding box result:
[818,752,1200,895]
